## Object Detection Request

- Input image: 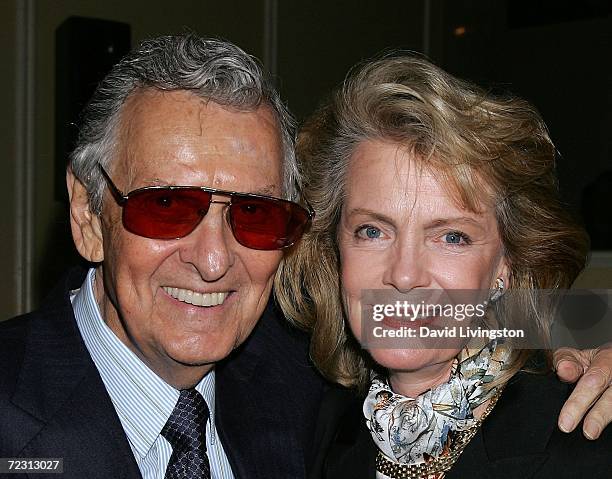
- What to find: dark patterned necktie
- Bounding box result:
[161,389,211,479]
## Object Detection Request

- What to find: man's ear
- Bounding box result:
[67,167,104,263]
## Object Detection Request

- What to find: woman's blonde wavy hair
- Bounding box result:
[275,54,589,389]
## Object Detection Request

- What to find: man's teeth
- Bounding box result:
[162,287,228,307]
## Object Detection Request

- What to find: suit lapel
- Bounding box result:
[322,415,376,479]
[11,269,142,479]
[310,388,376,479]
[215,303,310,479]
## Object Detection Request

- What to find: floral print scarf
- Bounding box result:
[363,340,511,465]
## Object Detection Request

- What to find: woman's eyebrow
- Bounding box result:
[344,208,396,226]
[424,217,485,232]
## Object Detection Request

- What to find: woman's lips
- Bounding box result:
[381,314,437,329]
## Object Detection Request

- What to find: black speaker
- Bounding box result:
[55,16,131,201]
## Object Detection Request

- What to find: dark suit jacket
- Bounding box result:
[0,268,325,479]
[309,372,612,479]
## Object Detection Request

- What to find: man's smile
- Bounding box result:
[162,286,230,307]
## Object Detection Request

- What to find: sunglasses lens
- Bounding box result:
[123,189,211,239]
[230,196,311,250]
[118,184,309,248]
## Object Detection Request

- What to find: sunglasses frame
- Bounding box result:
[97,163,314,249]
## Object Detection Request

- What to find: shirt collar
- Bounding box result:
[72,267,217,458]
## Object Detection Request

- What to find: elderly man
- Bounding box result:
[0,34,610,479]
[0,35,321,479]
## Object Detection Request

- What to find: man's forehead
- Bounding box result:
[112,89,284,194]
[119,88,280,134]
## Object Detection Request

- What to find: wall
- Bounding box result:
[0,0,20,318]
[277,0,426,121]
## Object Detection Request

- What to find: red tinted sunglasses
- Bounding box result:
[98,164,314,250]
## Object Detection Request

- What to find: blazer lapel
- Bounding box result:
[448,372,564,479]
[447,428,548,479]
[11,270,142,479]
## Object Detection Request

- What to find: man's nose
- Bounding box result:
[178,203,234,282]
[382,240,429,292]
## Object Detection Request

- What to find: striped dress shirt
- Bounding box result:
[72,268,235,479]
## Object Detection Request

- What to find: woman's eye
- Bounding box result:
[443,231,469,245]
[357,226,383,239]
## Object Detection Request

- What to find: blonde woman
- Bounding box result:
[277,55,612,478]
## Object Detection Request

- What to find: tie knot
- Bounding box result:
[161,389,210,453]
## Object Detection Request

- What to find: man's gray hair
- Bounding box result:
[70,33,299,214]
